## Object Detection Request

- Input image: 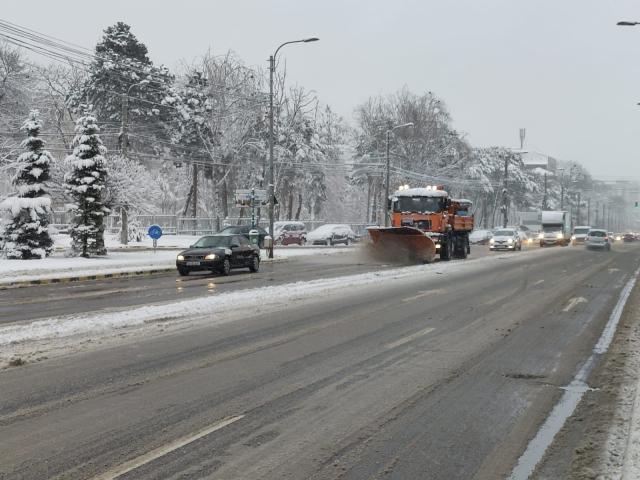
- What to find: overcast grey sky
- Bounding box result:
[3,0,640,180]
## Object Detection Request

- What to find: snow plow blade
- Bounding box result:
[367,227,437,264]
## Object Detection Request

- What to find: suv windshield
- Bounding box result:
[574,228,590,235]
[394,196,444,213]
[192,236,232,248]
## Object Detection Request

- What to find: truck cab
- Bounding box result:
[539,211,571,247]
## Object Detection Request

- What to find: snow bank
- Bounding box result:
[0,251,523,348]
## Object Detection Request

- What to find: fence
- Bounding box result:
[49,211,372,237]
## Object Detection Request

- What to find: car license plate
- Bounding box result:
[186,261,201,266]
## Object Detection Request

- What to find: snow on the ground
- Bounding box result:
[0,235,353,284]
[0,247,559,363]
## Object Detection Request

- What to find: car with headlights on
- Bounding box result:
[585,229,611,251]
[571,226,591,246]
[489,228,522,251]
[176,234,260,276]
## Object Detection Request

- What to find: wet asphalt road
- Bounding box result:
[0,243,638,479]
[0,245,493,324]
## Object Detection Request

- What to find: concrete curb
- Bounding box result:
[0,267,177,290]
[0,256,289,290]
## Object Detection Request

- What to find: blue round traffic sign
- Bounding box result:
[148,224,163,240]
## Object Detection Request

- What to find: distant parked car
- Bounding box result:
[585,229,611,251]
[623,232,636,243]
[306,224,356,246]
[489,228,522,251]
[219,225,268,248]
[273,221,307,246]
[469,229,493,245]
[176,234,260,276]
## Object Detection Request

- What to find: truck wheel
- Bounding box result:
[440,237,452,261]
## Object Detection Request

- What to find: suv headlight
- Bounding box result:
[177,254,185,261]
[507,238,513,244]
[204,253,217,260]
[489,238,495,244]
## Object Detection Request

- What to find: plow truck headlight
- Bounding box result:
[177,255,185,261]
[435,244,441,249]
[204,253,217,260]
[556,233,563,239]
[538,233,544,239]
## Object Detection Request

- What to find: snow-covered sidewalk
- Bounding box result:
[0,233,353,285]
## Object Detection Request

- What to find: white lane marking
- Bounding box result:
[93,415,244,480]
[401,289,444,302]
[533,280,545,286]
[562,297,587,312]
[385,327,435,349]
[509,267,640,480]
[609,268,620,274]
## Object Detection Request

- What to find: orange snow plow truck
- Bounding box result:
[368,186,473,263]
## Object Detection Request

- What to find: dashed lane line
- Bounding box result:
[92,415,244,480]
[385,327,435,349]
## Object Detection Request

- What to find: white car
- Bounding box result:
[469,229,493,245]
[571,226,592,246]
[489,228,522,251]
[306,224,356,246]
[585,229,611,251]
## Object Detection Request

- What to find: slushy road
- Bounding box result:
[0,244,636,479]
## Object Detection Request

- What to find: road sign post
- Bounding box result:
[148,224,163,254]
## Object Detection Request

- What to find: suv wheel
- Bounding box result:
[249,255,260,273]
[220,258,231,276]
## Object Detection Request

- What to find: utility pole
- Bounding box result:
[385,129,391,227]
[587,197,591,225]
[502,154,509,228]
[576,191,581,225]
[559,170,565,210]
[542,172,548,210]
[120,93,129,245]
[602,203,606,230]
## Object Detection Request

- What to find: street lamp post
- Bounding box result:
[268,37,319,258]
[384,123,414,226]
[558,168,565,210]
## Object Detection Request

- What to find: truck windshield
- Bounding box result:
[394,196,443,213]
[542,225,563,232]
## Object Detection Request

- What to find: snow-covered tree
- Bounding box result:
[0,110,54,259]
[65,108,109,257]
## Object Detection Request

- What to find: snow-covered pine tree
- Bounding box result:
[65,108,109,257]
[0,110,54,259]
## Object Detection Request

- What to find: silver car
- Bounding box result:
[585,229,611,251]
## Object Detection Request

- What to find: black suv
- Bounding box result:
[176,234,260,276]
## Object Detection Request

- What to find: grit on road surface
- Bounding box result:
[0,244,638,479]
